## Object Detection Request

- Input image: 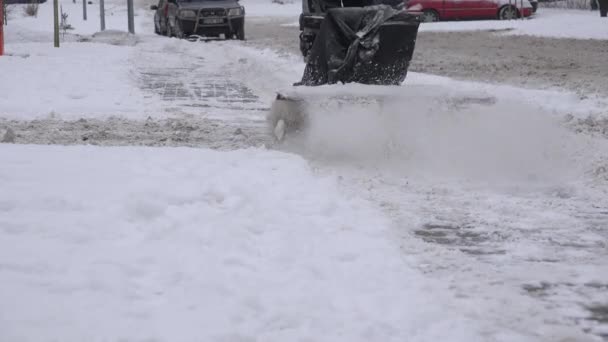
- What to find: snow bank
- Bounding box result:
[0,144,488,342]
[419,9,608,40]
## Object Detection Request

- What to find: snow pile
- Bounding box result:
[0,144,491,342]
[87,29,141,46]
[419,9,608,40]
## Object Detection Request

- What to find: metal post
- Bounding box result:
[127,0,134,34]
[82,0,87,20]
[100,0,105,30]
[0,0,4,56]
[54,0,59,47]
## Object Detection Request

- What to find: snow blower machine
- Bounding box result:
[269,0,421,141]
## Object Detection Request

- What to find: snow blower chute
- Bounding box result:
[269,0,421,141]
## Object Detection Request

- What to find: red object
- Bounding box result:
[0,0,4,56]
[407,0,534,20]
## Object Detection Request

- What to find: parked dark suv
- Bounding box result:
[152,0,245,40]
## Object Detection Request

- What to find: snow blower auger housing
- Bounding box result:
[269,0,421,141]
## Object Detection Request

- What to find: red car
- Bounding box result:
[406,0,535,21]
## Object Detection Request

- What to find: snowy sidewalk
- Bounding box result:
[0,144,486,342]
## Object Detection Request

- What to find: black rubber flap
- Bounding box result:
[297,5,420,86]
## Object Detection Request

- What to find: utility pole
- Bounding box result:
[53,0,59,47]
[0,0,4,56]
[99,0,105,30]
[82,0,87,20]
[127,0,134,34]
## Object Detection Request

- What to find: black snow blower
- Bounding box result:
[269,0,421,141]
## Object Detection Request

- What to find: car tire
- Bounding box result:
[172,19,185,39]
[235,24,245,40]
[421,9,439,22]
[163,21,172,37]
[498,5,519,19]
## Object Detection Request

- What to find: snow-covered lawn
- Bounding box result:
[2,0,298,45]
[0,42,148,119]
[3,0,151,41]
[0,0,301,120]
[418,9,608,40]
[0,144,484,342]
[0,0,152,119]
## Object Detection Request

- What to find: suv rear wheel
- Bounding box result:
[172,19,186,38]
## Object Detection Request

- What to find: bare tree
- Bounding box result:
[3,2,12,24]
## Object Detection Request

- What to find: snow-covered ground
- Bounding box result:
[243,0,300,17]
[0,42,149,119]
[418,9,608,40]
[0,0,300,120]
[0,144,491,342]
[1,0,608,341]
[240,43,608,341]
[1,0,150,119]
[282,9,608,40]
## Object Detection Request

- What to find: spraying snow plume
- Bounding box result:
[286,85,586,183]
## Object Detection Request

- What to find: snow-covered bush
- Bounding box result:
[60,6,73,38]
[23,1,39,17]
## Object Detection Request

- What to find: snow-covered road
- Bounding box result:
[1,1,608,341]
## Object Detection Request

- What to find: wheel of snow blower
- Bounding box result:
[268,94,309,142]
